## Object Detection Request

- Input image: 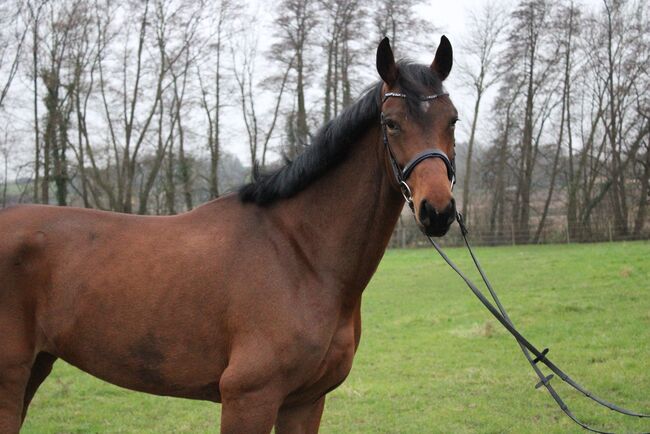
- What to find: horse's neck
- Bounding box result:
[271,127,404,298]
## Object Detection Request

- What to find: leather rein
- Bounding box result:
[381,91,650,433]
[429,217,650,434]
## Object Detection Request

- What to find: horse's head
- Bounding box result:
[376,36,458,237]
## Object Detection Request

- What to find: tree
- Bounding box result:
[457,1,506,222]
[269,0,318,158]
[25,0,47,203]
[233,31,294,173]
[0,1,28,109]
[487,78,523,243]
[320,0,365,122]
[39,1,86,206]
[533,0,580,243]
[370,0,435,57]
[507,0,556,243]
[196,0,237,199]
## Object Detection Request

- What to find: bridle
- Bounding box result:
[380,91,455,211]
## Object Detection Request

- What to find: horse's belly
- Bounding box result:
[37,237,234,401]
[55,328,228,402]
[44,283,230,402]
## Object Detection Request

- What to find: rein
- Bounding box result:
[429,214,650,434]
[380,92,456,210]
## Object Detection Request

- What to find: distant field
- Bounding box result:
[22,241,650,433]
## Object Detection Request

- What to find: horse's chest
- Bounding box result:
[299,321,358,400]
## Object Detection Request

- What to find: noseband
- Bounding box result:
[380,92,456,210]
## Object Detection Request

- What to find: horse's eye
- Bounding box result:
[451,117,459,127]
[385,119,400,131]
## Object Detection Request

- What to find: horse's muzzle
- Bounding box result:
[418,198,456,237]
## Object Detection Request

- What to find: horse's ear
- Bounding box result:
[431,35,453,81]
[376,37,398,86]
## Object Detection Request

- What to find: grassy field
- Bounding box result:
[22,241,650,433]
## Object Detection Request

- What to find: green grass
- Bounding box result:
[22,241,650,433]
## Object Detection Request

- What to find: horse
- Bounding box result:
[0,36,458,433]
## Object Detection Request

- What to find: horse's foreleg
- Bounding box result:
[0,362,30,434]
[218,363,285,434]
[21,352,56,422]
[0,329,36,434]
[275,396,326,434]
[0,301,39,433]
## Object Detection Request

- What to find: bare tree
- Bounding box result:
[25,0,47,203]
[196,0,237,199]
[533,1,580,242]
[92,0,201,212]
[488,78,523,242]
[40,1,84,206]
[233,23,294,172]
[507,0,556,243]
[457,0,506,222]
[320,0,365,123]
[0,1,28,109]
[270,0,318,157]
[370,0,435,56]
[633,129,650,235]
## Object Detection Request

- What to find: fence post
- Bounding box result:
[608,220,613,242]
[565,223,570,244]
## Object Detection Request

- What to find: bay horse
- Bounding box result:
[0,36,458,433]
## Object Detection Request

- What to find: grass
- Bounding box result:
[22,241,650,433]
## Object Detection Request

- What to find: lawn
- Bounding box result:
[22,241,650,433]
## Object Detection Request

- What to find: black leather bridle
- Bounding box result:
[380,91,455,211]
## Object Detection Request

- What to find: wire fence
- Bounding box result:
[389,213,650,248]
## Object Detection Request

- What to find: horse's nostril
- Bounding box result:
[445,198,457,218]
[419,200,438,226]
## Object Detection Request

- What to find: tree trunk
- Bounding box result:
[211,37,222,199]
[341,36,351,108]
[534,9,574,243]
[32,16,40,204]
[516,44,536,244]
[295,51,309,153]
[165,142,176,215]
[323,40,333,124]
[490,105,512,244]
[461,91,482,221]
[633,143,650,236]
[177,121,192,211]
[1,147,7,207]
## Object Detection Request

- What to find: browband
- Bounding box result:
[382,92,449,103]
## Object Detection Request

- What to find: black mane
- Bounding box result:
[239,62,444,206]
